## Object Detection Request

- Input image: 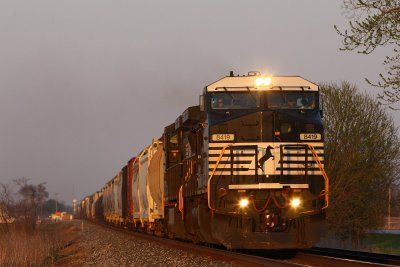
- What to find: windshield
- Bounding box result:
[267,91,316,110]
[211,92,260,110]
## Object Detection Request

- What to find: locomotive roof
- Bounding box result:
[206,75,318,92]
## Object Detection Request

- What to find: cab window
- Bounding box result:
[267,92,316,110]
[211,92,260,110]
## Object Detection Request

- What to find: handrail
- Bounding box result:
[308,144,329,209]
[178,185,184,220]
[207,144,232,210]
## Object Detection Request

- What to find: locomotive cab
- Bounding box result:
[200,72,328,249]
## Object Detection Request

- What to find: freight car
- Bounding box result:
[82,71,329,250]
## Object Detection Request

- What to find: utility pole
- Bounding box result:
[72,184,75,214]
[388,188,391,230]
[73,199,77,216]
[55,193,59,213]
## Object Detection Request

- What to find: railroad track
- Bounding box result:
[89,220,303,266]
[89,220,400,266]
[297,247,400,266]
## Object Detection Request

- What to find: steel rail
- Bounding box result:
[299,247,400,266]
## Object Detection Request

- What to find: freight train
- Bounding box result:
[80,71,329,250]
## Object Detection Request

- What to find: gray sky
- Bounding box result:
[0,1,398,204]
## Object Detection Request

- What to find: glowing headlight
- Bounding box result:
[290,198,301,208]
[255,77,272,87]
[239,198,249,208]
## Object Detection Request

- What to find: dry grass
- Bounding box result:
[0,222,78,267]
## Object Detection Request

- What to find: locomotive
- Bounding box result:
[81,71,328,250]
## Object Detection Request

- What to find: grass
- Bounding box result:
[0,221,78,266]
[364,233,400,255]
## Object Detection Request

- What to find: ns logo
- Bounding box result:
[258,145,275,172]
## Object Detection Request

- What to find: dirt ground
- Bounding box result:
[54,221,87,267]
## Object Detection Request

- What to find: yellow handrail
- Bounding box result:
[308,144,329,209]
[207,144,232,210]
[178,185,184,219]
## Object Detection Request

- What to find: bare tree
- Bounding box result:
[13,178,49,231]
[0,183,14,233]
[321,81,400,246]
[335,0,400,109]
[14,178,36,231]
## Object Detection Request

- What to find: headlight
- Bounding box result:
[290,198,301,208]
[255,77,272,87]
[239,198,249,208]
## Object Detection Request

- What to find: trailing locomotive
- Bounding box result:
[81,71,328,250]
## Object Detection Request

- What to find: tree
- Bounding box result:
[43,199,67,215]
[391,186,400,217]
[0,183,14,232]
[14,178,37,231]
[335,1,400,109]
[36,182,49,217]
[13,178,49,231]
[321,81,400,245]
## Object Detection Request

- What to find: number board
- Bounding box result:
[211,134,235,142]
[300,133,321,141]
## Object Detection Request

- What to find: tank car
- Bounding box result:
[83,195,92,220]
[102,169,128,225]
[90,191,103,221]
[128,139,164,232]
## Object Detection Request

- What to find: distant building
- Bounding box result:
[50,211,73,222]
[62,212,73,221]
[50,211,62,221]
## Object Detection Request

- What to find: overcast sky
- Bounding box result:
[0,1,398,204]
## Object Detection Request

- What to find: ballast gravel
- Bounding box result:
[62,220,241,267]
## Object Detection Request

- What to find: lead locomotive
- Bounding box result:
[82,71,328,250]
